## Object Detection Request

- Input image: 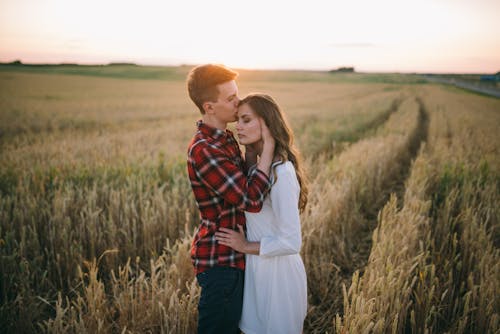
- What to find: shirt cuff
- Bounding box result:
[251,167,273,190]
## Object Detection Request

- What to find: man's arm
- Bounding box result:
[189,143,271,212]
[190,118,276,211]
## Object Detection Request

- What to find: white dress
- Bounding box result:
[239,161,308,334]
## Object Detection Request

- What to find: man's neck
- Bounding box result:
[249,141,264,156]
[202,115,227,131]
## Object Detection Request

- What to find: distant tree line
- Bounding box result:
[0,60,138,67]
[329,67,355,73]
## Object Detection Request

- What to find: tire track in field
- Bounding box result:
[313,97,403,159]
[304,98,429,331]
[349,96,429,280]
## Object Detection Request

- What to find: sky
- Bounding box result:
[1,0,499,73]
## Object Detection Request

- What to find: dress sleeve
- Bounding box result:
[259,163,302,257]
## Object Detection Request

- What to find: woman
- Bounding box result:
[215,93,308,334]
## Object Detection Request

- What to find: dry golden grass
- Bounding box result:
[1,70,409,332]
[302,96,425,331]
[1,69,498,333]
[334,86,499,333]
[407,86,499,333]
[335,150,432,333]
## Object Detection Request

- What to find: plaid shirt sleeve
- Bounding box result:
[190,142,272,212]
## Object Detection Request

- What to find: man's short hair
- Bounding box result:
[187,64,238,114]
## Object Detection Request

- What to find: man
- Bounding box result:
[186,64,275,334]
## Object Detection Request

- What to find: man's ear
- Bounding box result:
[203,102,214,115]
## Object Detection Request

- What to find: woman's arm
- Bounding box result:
[256,118,275,178]
[215,163,303,258]
[259,163,302,257]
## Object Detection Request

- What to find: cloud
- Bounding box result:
[329,43,377,48]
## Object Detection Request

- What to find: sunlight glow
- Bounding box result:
[1,0,499,72]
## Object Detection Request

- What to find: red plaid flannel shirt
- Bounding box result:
[187,120,272,274]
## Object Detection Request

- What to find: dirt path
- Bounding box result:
[304,97,430,332]
[341,96,429,305]
[313,98,403,160]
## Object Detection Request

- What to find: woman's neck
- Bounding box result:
[249,141,281,163]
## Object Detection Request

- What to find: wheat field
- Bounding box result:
[0,66,498,333]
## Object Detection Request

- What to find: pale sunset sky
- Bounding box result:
[1,0,499,73]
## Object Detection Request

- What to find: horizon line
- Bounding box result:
[0,59,499,75]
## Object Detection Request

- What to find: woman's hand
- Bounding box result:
[256,118,275,177]
[260,118,275,149]
[215,225,248,253]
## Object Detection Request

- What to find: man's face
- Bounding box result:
[211,80,239,124]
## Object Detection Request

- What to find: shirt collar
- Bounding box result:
[197,120,230,140]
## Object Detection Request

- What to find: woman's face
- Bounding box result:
[235,103,262,145]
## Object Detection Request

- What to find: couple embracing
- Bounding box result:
[186,64,308,334]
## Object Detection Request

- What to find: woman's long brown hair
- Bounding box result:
[238,93,308,212]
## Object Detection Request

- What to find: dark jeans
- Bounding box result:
[196,266,244,334]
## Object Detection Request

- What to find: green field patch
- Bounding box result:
[1,63,428,84]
